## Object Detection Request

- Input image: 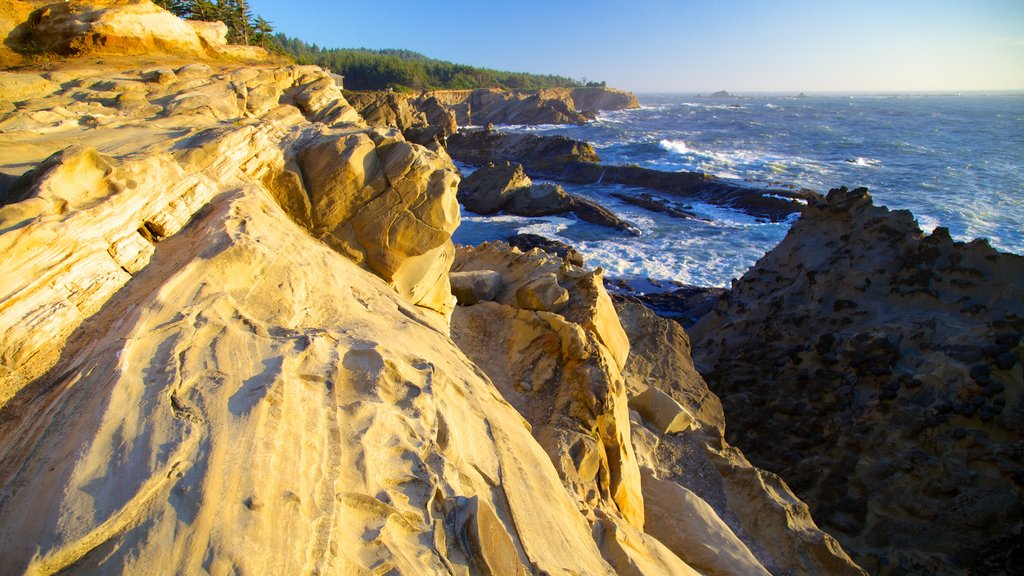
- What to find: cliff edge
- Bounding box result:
[0,2,867,574]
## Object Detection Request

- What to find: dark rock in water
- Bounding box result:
[610,191,706,221]
[689,186,1024,576]
[709,90,731,98]
[457,162,640,235]
[448,128,813,222]
[606,279,725,328]
[458,162,532,214]
[504,182,573,215]
[507,233,585,267]
[448,129,600,172]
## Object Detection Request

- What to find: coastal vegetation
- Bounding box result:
[151,0,275,47]
[151,1,606,91]
[274,35,606,91]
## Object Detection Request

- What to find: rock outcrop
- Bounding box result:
[691,187,1024,575]
[459,162,640,235]
[449,242,866,576]
[11,0,273,61]
[448,128,814,222]
[0,3,872,574]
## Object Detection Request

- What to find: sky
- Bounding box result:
[247,0,1024,93]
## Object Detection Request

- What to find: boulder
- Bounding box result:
[515,273,569,313]
[451,243,643,529]
[507,233,585,267]
[629,387,695,435]
[450,270,503,305]
[26,0,214,57]
[641,469,770,576]
[457,161,532,214]
[505,181,573,215]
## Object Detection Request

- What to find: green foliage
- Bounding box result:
[273,35,598,92]
[151,0,276,48]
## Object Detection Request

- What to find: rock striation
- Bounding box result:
[10,0,274,61]
[691,187,1024,575]
[450,242,866,576]
[0,2,871,574]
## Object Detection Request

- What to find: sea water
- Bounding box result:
[452,93,1024,288]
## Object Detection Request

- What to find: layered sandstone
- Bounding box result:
[0,2,872,574]
[449,243,865,576]
[691,187,1024,574]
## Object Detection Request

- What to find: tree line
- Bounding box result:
[149,2,608,92]
[274,35,606,92]
[151,0,274,47]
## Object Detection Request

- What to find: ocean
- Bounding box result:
[452,93,1024,288]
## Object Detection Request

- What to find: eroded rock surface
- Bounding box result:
[691,187,1024,575]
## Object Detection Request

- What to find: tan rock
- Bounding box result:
[0,185,615,575]
[641,468,769,576]
[593,516,702,576]
[451,243,643,530]
[27,0,212,57]
[515,272,569,312]
[630,387,695,435]
[450,270,503,305]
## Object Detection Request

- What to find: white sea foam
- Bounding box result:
[846,156,882,167]
[659,139,692,155]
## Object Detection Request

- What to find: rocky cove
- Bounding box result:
[0,2,1019,576]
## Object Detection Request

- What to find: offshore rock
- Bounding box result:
[458,161,640,235]
[449,128,812,222]
[691,186,1024,575]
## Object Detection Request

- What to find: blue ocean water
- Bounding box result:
[453,93,1024,287]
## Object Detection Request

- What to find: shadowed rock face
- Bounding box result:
[691,187,1024,575]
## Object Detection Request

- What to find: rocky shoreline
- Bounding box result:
[0,2,1019,575]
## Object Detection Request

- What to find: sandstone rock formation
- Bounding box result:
[691,187,1024,575]
[448,128,814,222]
[0,2,873,574]
[450,243,866,576]
[9,0,274,61]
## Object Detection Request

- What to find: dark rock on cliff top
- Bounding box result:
[689,186,1024,576]
[448,128,813,222]
[507,233,585,267]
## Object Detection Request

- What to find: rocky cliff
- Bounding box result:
[691,187,1024,575]
[0,2,868,574]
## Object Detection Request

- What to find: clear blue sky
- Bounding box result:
[247,0,1024,93]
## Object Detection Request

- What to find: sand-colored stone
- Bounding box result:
[641,468,769,576]
[629,386,695,435]
[450,270,503,305]
[451,243,643,530]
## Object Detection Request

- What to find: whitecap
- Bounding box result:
[845,156,882,167]
[659,139,692,155]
